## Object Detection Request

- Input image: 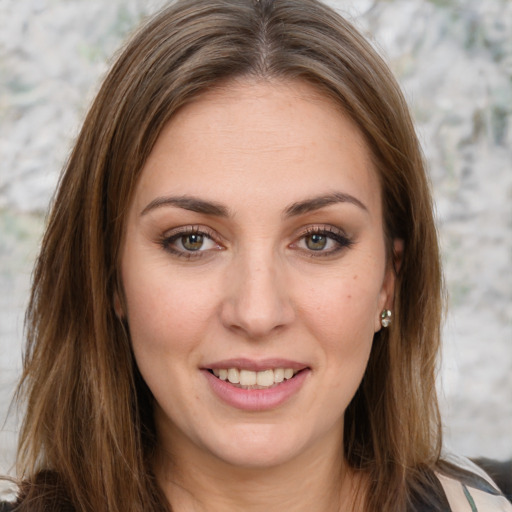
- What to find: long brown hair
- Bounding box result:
[14,0,443,510]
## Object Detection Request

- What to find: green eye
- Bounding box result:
[181,233,205,251]
[294,227,353,256]
[161,227,222,258]
[305,234,328,251]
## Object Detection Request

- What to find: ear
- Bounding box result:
[391,238,404,276]
[374,238,403,332]
[113,289,125,320]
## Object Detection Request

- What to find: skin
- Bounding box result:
[119,79,397,511]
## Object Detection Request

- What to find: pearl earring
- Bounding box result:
[380,309,392,328]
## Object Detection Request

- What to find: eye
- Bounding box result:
[160,226,223,257]
[293,226,353,256]
[179,233,212,251]
[303,233,332,251]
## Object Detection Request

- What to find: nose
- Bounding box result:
[220,252,295,339]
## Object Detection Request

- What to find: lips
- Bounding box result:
[202,359,310,410]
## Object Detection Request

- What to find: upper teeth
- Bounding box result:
[212,368,296,387]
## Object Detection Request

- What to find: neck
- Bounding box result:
[155,426,364,512]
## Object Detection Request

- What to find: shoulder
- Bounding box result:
[0,470,76,512]
[0,479,17,511]
[437,455,512,512]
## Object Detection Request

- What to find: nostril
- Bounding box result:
[218,269,295,338]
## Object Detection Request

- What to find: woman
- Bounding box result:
[2,0,511,510]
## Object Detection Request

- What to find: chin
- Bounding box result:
[199,423,317,470]
[211,443,302,470]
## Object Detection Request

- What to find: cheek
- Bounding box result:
[297,267,383,339]
[312,275,377,396]
[122,260,218,357]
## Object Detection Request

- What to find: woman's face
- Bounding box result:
[119,79,395,471]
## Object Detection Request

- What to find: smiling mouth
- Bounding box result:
[208,368,303,390]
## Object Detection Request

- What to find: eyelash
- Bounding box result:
[293,225,354,257]
[159,226,222,259]
[159,224,353,259]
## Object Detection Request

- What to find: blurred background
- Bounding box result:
[1,0,511,478]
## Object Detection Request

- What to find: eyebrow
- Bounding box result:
[141,196,230,217]
[140,191,367,218]
[284,192,368,217]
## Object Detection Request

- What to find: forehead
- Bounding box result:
[132,78,381,218]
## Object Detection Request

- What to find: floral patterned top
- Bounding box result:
[439,472,512,511]
[436,456,512,512]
